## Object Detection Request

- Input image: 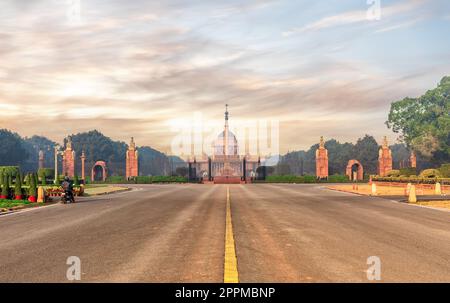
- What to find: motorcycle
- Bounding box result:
[61,190,75,204]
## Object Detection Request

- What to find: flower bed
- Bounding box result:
[45,186,84,197]
[372,176,450,185]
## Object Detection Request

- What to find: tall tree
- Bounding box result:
[0,129,29,167]
[386,76,450,163]
[354,135,379,174]
[23,135,57,172]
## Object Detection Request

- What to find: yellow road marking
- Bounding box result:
[224,186,239,283]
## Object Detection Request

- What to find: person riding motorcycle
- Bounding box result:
[61,176,75,203]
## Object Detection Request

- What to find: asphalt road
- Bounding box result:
[0,184,449,282]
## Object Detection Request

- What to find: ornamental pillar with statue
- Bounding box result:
[410,151,417,168]
[126,137,139,179]
[378,136,393,177]
[315,136,329,179]
[38,150,45,169]
[62,137,76,178]
[80,151,86,181]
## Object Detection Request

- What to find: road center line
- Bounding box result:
[224,186,239,283]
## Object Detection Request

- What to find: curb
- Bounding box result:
[83,187,132,197]
[0,202,59,217]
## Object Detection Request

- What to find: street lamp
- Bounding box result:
[54,144,64,184]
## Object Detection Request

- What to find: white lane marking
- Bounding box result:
[0,203,61,218]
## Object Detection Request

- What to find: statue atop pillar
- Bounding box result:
[410,151,417,168]
[62,136,76,178]
[378,136,393,177]
[316,136,329,179]
[126,137,139,178]
[38,150,45,169]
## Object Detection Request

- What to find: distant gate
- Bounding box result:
[92,161,108,182]
[346,160,364,181]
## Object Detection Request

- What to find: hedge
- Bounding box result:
[372,176,450,185]
[419,169,442,178]
[440,164,450,178]
[38,168,55,179]
[0,166,19,177]
[386,170,401,177]
[399,167,417,177]
[99,176,188,184]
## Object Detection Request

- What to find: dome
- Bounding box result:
[213,130,239,156]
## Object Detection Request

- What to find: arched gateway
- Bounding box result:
[346,160,364,181]
[92,161,108,182]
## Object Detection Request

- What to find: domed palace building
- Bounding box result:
[187,105,262,184]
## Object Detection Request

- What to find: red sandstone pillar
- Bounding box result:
[126,137,139,179]
[38,150,45,169]
[62,137,76,178]
[378,136,393,177]
[410,151,417,168]
[81,151,86,181]
[316,136,329,179]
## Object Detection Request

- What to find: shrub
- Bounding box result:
[38,168,55,178]
[327,174,349,183]
[399,167,417,177]
[74,175,79,186]
[28,173,37,197]
[439,164,450,178]
[0,166,19,177]
[386,170,401,177]
[2,174,10,197]
[304,175,316,183]
[136,176,152,184]
[14,175,22,197]
[264,175,318,183]
[106,176,127,183]
[419,169,442,178]
[54,174,60,185]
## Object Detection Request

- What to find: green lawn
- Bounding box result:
[0,199,32,209]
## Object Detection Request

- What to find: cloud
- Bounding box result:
[0,0,448,153]
[374,16,425,33]
[283,0,429,36]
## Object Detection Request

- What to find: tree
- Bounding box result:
[386,76,450,163]
[1,174,9,198]
[54,174,61,186]
[69,130,171,176]
[175,167,188,177]
[15,173,23,199]
[34,173,39,187]
[22,135,56,172]
[0,130,29,167]
[354,135,379,174]
[138,146,171,176]
[275,163,291,175]
[28,173,37,200]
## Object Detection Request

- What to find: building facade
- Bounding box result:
[188,106,261,183]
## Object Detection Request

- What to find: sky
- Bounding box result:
[0,0,449,156]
